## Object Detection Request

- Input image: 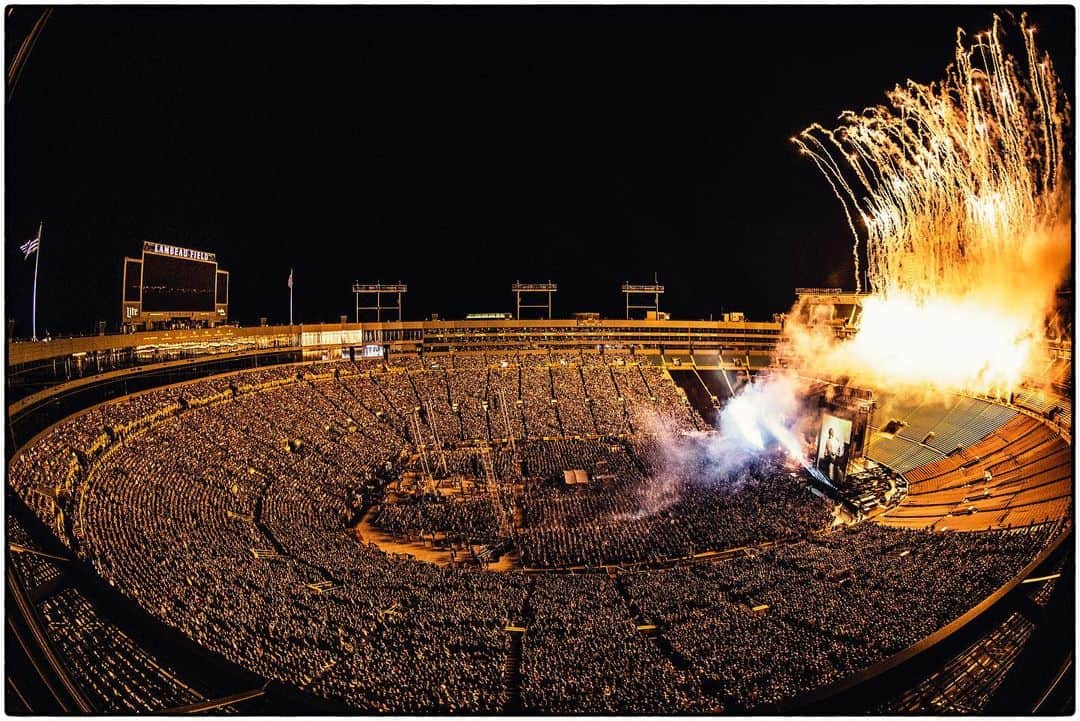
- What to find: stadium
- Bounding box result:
[6,301,1074,713]
[5,5,1075,717]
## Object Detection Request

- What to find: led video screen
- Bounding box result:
[141,253,216,312]
[815,413,853,486]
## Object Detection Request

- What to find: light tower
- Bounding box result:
[352,282,408,322]
[621,280,665,319]
[511,281,557,320]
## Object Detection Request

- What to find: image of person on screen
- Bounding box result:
[816,414,853,486]
[819,426,844,483]
[823,427,837,480]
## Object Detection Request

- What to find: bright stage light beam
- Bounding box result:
[718,375,837,488]
[726,394,766,450]
[761,414,835,488]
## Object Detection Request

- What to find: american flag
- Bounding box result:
[288,268,293,289]
[20,235,39,260]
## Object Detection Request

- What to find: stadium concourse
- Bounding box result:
[6,349,1073,713]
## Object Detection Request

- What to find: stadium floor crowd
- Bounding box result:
[7,352,1071,712]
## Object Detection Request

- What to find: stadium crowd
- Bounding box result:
[6,352,1067,712]
[374,495,500,547]
[516,448,832,567]
[620,522,1057,709]
[520,573,707,712]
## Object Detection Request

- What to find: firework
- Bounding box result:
[790,14,1070,396]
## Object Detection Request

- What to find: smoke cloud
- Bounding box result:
[625,371,824,518]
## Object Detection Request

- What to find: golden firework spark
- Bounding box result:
[789,14,1070,396]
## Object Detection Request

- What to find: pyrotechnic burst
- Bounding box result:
[639,16,1070,516]
[790,14,1070,396]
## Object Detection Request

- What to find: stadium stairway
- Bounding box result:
[502,628,524,712]
[668,369,718,426]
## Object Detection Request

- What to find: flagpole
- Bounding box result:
[32,220,42,341]
[289,268,294,326]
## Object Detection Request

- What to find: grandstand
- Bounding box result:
[877,415,1070,531]
[865,395,1020,474]
[5,325,1073,714]
[877,553,1071,714]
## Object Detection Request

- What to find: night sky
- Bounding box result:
[5,5,1074,335]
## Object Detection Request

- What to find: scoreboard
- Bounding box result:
[122,242,229,330]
